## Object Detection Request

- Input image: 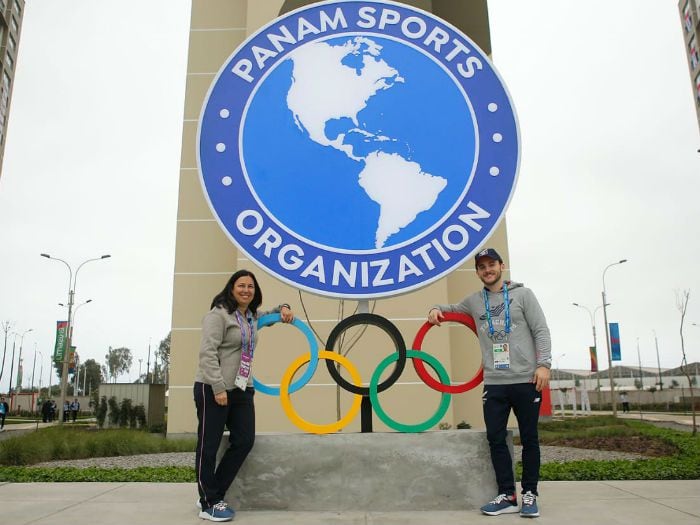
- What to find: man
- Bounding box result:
[0,396,8,431]
[620,392,630,413]
[428,248,551,518]
[70,399,80,423]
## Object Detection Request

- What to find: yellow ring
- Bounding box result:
[280,350,363,434]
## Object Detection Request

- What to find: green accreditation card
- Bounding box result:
[493,343,510,369]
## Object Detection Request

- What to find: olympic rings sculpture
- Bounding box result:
[255,312,483,434]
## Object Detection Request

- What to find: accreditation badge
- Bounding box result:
[234,351,253,391]
[493,343,510,369]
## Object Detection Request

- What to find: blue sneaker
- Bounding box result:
[480,493,519,515]
[198,501,235,522]
[520,491,539,518]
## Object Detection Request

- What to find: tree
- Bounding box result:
[156,332,170,384]
[104,346,133,383]
[675,290,696,435]
[76,359,103,395]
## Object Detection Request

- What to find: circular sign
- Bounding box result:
[198,0,519,298]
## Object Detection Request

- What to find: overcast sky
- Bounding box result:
[0,1,698,393]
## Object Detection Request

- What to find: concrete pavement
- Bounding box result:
[0,480,698,524]
[0,413,698,524]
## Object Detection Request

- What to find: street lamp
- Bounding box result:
[60,299,93,396]
[33,349,44,394]
[40,253,110,424]
[652,330,663,390]
[602,259,628,417]
[572,302,607,409]
[9,328,32,394]
[554,353,567,382]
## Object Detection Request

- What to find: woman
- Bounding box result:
[194,269,293,522]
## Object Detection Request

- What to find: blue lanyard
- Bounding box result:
[482,283,511,336]
[234,310,256,357]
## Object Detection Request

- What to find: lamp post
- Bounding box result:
[14,328,33,392]
[40,253,110,424]
[554,352,567,382]
[0,321,12,387]
[602,259,628,417]
[33,349,43,393]
[652,330,663,390]
[8,329,31,396]
[572,302,606,409]
[60,299,92,396]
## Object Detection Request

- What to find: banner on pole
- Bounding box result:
[53,321,69,362]
[589,346,598,372]
[609,322,622,361]
[69,347,77,374]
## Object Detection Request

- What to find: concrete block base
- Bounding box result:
[221,430,510,511]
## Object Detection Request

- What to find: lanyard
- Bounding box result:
[234,309,256,359]
[482,283,510,336]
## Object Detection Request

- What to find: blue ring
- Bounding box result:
[254,313,319,395]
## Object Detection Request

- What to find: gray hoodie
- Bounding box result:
[435,281,551,385]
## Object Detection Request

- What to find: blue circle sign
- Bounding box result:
[198,0,519,299]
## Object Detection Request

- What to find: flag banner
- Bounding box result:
[69,347,77,374]
[589,346,598,372]
[610,322,621,361]
[53,321,69,362]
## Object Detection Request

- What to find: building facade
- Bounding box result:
[168,0,511,436]
[679,0,700,133]
[0,0,23,177]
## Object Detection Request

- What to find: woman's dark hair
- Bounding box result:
[210,269,263,314]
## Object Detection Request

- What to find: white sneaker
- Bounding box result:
[198,501,235,522]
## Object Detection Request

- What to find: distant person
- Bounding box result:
[428,248,551,518]
[194,269,294,522]
[41,399,51,423]
[70,399,80,422]
[49,400,57,422]
[62,401,70,422]
[620,391,630,413]
[0,396,8,431]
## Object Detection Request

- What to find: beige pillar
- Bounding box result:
[168,0,510,436]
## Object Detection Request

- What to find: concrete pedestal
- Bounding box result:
[220,430,511,511]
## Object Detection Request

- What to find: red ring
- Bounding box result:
[412,312,484,393]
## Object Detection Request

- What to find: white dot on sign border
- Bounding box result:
[492,133,503,143]
[488,103,498,112]
[222,176,232,186]
[219,109,230,118]
[216,143,226,152]
[489,167,500,177]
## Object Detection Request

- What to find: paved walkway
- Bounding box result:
[1,413,698,524]
[0,480,698,524]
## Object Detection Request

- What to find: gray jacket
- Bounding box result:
[435,281,551,385]
[194,305,281,394]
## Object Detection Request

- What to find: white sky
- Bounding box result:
[0,1,699,393]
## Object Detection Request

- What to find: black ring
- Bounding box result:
[325,313,406,395]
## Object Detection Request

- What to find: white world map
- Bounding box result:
[286,37,447,249]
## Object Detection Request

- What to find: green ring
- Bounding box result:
[369,349,451,433]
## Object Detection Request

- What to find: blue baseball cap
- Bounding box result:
[474,248,503,266]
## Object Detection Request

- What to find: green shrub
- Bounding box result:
[0,466,196,482]
[515,416,700,481]
[107,397,120,426]
[0,427,196,466]
[95,396,108,428]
